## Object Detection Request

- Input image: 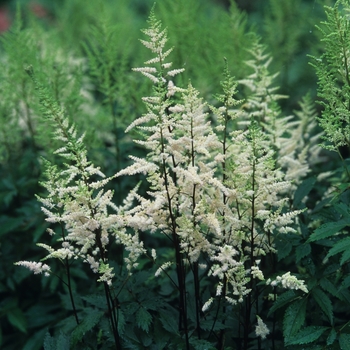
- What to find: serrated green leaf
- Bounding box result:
[324,264,341,276]
[327,328,337,345]
[277,239,293,261]
[136,307,152,333]
[320,277,339,298]
[124,301,140,316]
[312,287,333,324]
[80,294,106,309]
[338,289,350,305]
[268,290,297,317]
[153,318,170,349]
[283,298,307,340]
[43,332,55,350]
[57,332,70,350]
[285,326,328,346]
[293,177,316,208]
[142,297,165,311]
[71,309,104,345]
[140,332,152,347]
[325,237,350,260]
[340,275,350,290]
[296,243,311,263]
[333,202,350,218]
[339,333,350,349]
[189,337,216,350]
[341,249,350,265]
[308,219,350,242]
[159,311,179,335]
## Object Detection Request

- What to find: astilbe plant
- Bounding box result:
[13,5,332,349]
[116,8,307,349]
[239,38,323,190]
[15,66,145,350]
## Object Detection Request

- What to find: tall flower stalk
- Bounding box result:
[119,9,306,349]
[16,66,145,350]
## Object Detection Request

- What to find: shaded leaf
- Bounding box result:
[286,326,328,346]
[43,332,55,350]
[325,237,350,260]
[71,309,104,345]
[293,177,316,208]
[189,337,216,350]
[283,298,307,341]
[339,333,350,350]
[159,310,179,335]
[312,287,333,324]
[340,275,350,290]
[308,219,350,242]
[277,238,293,261]
[7,307,27,333]
[327,328,337,345]
[320,277,339,298]
[57,332,70,350]
[0,216,23,237]
[268,290,297,317]
[136,307,152,333]
[296,243,311,263]
[341,249,350,265]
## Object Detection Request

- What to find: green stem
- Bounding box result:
[65,257,80,325]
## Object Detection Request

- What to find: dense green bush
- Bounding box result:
[3,0,350,349]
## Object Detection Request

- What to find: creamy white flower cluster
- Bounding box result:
[15,261,51,277]
[267,271,308,293]
[15,78,145,286]
[255,315,270,340]
[122,11,305,309]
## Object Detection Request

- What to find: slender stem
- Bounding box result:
[160,129,190,349]
[65,257,80,325]
[217,98,230,348]
[193,261,201,339]
[59,223,80,325]
[217,276,227,350]
[244,135,257,349]
[189,109,202,339]
[103,281,121,349]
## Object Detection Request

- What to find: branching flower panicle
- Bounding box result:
[16,67,145,286]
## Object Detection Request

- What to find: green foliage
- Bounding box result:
[285,326,328,346]
[283,298,307,342]
[311,0,350,156]
[3,0,350,349]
